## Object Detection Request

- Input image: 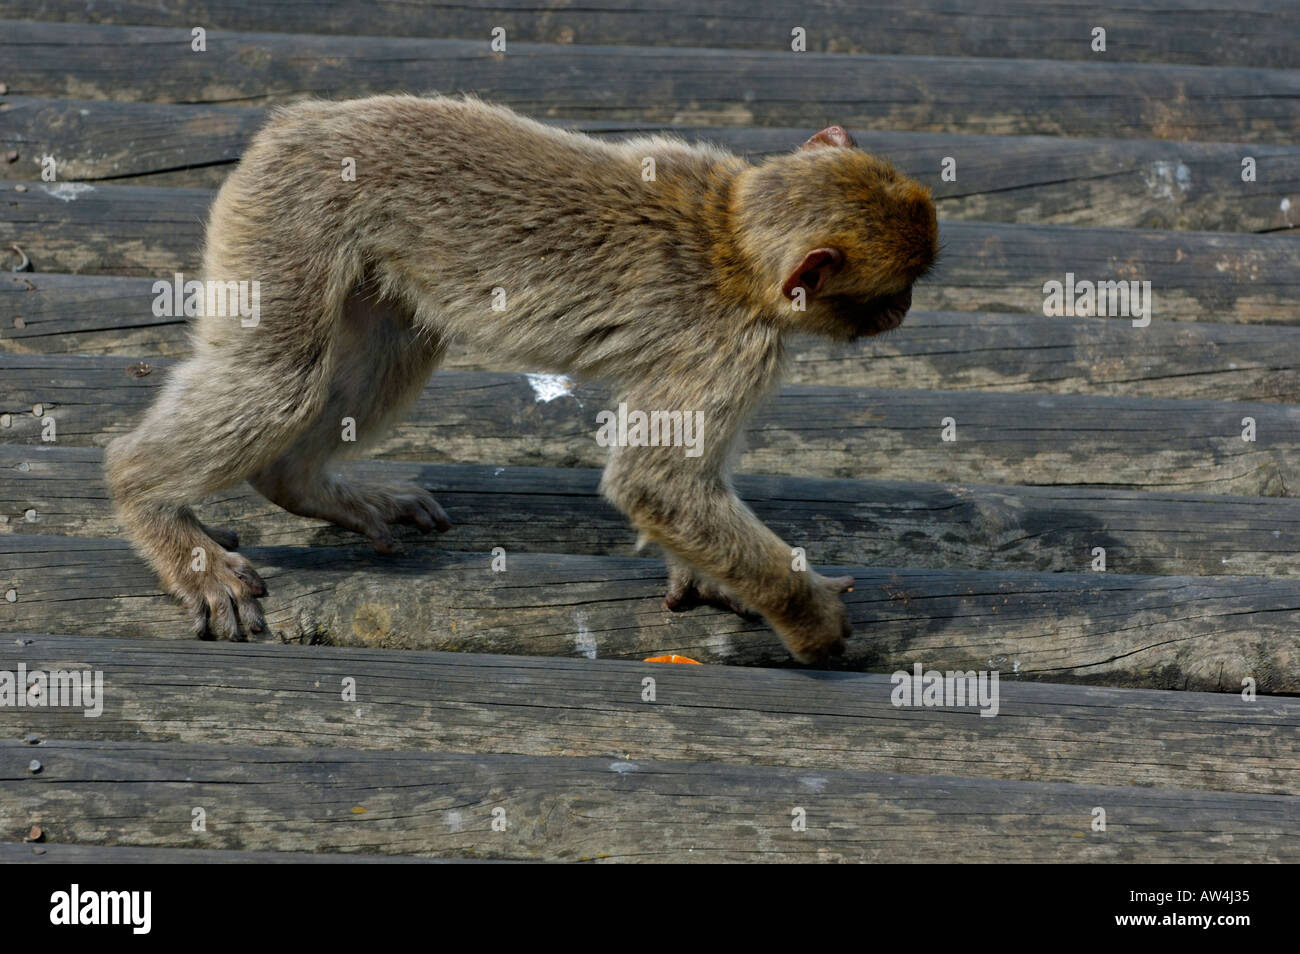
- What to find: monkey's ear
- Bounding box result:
[782,247,844,300]
[800,126,856,151]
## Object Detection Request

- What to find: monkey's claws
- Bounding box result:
[335,481,452,553]
[178,551,268,641]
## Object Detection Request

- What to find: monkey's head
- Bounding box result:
[733,126,939,341]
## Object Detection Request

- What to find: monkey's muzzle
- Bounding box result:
[861,289,912,335]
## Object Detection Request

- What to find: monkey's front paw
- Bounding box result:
[782,575,855,665]
[171,550,268,641]
[664,565,762,621]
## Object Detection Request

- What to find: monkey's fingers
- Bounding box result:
[414,492,453,533]
[181,553,268,640]
[823,574,855,594]
[398,507,438,534]
[188,597,216,641]
[231,562,268,598]
[376,485,453,535]
[202,588,243,642]
[192,589,266,641]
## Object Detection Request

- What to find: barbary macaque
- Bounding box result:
[105,95,938,663]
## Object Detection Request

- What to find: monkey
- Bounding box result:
[104,95,938,664]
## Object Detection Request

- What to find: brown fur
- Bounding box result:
[104,95,938,662]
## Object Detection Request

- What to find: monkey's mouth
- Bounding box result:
[859,289,912,335]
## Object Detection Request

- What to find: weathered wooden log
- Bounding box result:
[4,183,1294,321]
[4,355,1297,494]
[5,97,1296,232]
[7,274,1300,402]
[0,842,493,862]
[7,0,1295,68]
[2,21,1297,142]
[2,534,1296,692]
[6,445,1300,579]
[0,274,191,355]
[8,273,1300,401]
[2,739,1294,861]
[4,635,1297,794]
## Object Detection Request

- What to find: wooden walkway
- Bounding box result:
[1,2,1297,862]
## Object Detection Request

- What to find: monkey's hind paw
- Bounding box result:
[174,549,268,642]
[664,567,762,621]
[332,481,453,554]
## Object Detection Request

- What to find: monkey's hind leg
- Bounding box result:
[249,287,452,553]
[104,358,320,640]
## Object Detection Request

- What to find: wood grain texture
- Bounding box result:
[6,0,1298,868]
[2,21,1297,141]
[7,274,1300,401]
[4,635,1296,794]
[5,97,1296,232]
[2,534,1296,692]
[6,0,1296,67]
[3,185,1297,319]
[3,739,1294,861]
[7,445,1300,580]
[4,354,1298,494]
[0,842,506,862]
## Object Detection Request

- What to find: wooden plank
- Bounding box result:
[0,182,211,276]
[0,97,261,188]
[8,274,1300,402]
[4,635,1297,794]
[2,534,1297,692]
[0,274,190,355]
[3,739,1294,861]
[5,354,1299,495]
[3,22,1297,142]
[5,97,1297,232]
[7,445,1300,580]
[3,185,1297,322]
[5,0,1295,68]
[0,842,503,863]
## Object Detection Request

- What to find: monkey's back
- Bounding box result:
[203,94,751,382]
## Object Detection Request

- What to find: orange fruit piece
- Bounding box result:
[643,654,703,664]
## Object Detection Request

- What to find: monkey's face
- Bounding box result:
[760,135,939,341]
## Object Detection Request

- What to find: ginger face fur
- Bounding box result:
[104,96,938,663]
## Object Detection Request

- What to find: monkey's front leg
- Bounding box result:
[664,555,761,620]
[604,462,854,663]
